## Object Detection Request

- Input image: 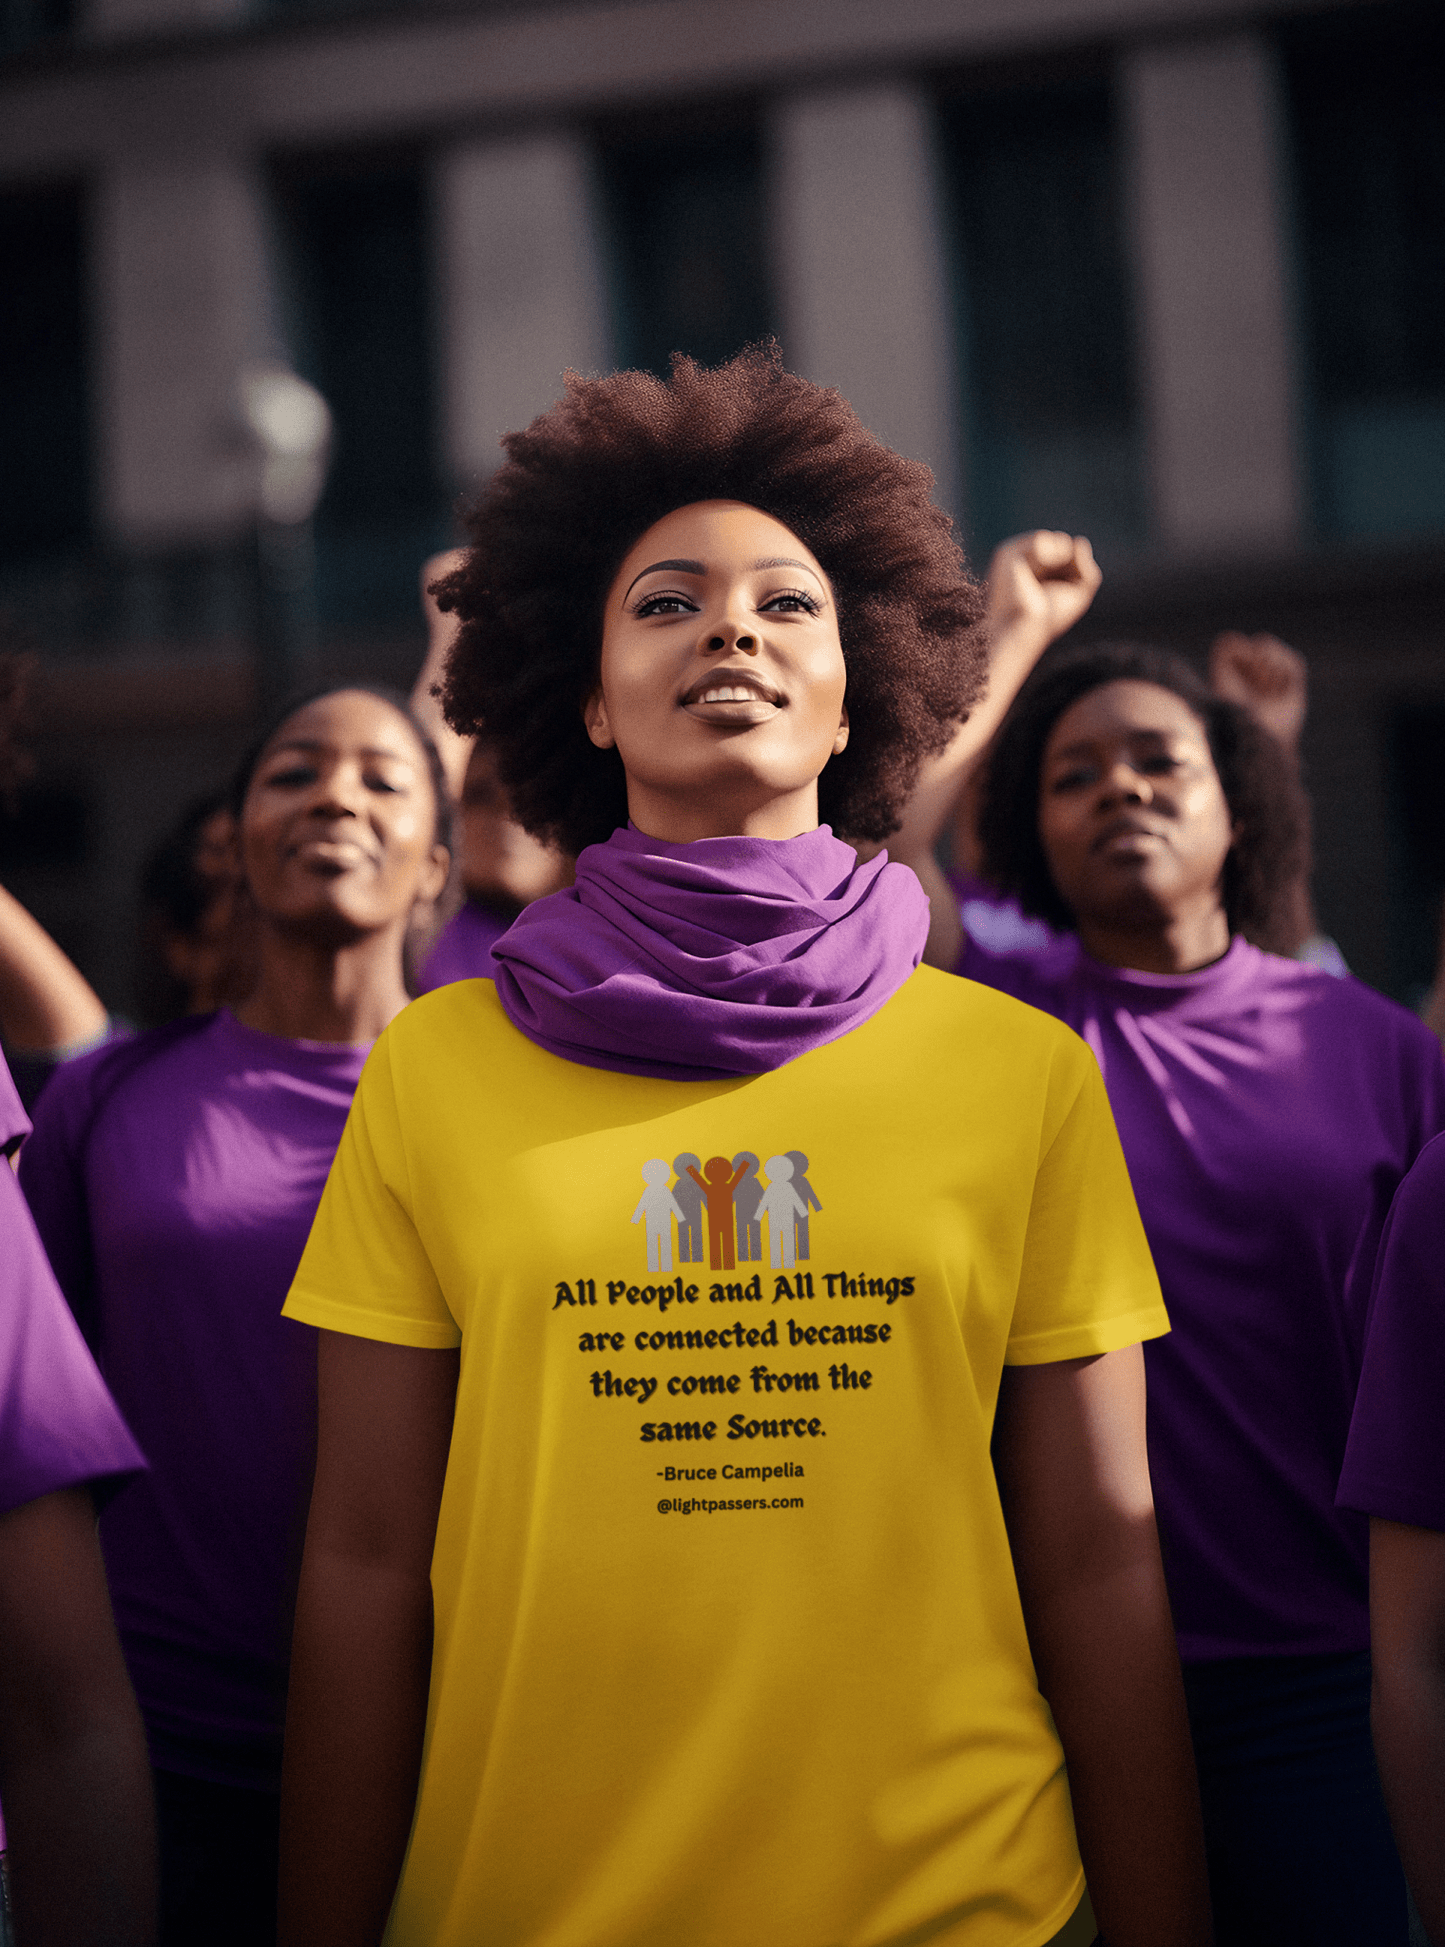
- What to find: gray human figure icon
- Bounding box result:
[671,1154,705,1264]
[632,1159,685,1274]
[785,1150,822,1260]
[731,1151,763,1262]
[758,1155,809,1270]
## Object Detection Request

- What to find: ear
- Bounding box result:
[583,686,616,751]
[831,702,850,757]
[217,814,243,876]
[419,844,451,908]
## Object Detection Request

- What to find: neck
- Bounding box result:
[624,779,820,845]
[1076,898,1232,976]
[233,924,413,1044]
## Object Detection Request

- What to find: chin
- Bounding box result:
[274,900,378,948]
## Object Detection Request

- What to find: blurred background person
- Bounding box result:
[909,538,1347,978]
[0,1043,155,1947]
[409,549,573,991]
[1205,629,1347,975]
[926,638,1445,1945]
[134,793,257,1026]
[19,685,449,1947]
[414,735,574,991]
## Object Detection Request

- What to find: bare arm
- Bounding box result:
[0,884,107,1054]
[1369,1517,1445,1945]
[890,532,1101,971]
[993,1347,1211,1947]
[1207,633,1317,955]
[0,1486,156,1947]
[278,1332,459,1947]
[410,550,473,802]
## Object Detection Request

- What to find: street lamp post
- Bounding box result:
[238,364,333,719]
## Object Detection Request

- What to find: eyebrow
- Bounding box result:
[622,556,826,601]
[1049,728,1179,760]
[264,739,415,764]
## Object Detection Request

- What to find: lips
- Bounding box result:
[290,835,374,871]
[1094,815,1167,854]
[679,668,786,726]
[680,669,785,708]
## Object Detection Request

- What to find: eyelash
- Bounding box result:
[631,588,821,618]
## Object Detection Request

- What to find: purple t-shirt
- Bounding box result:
[949,870,1060,958]
[1338,1129,1445,1533]
[20,1011,367,1789]
[960,932,1445,1661]
[415,899,510,993]
[0,1062,144,1518]
[0,1052,144,1854]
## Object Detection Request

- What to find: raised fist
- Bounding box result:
[1208,632,1308,752]
[986,530,1102,653]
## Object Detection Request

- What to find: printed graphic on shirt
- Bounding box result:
[551,1146,914,1459]
[632,1149,822,1271]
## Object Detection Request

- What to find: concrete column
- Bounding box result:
[768,83,959,518]
[1123,33,1301,554]
[436,133,609,487]
[93,157,274,546]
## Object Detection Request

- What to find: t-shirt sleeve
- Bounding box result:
[0,1163,145,1516]
[1337,1131,1445,1531]
[284,1032,460,1350]
[16,1047,109,1343]
[0,1047,30,1154]
[1005,1035,1169,1364]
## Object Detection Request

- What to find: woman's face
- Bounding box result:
[240,690,449,942]
[1037,680,1236,930]
[585,500,849,842]
[458,740,572,908]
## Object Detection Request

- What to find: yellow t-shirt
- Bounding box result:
[286,966,1167,1947]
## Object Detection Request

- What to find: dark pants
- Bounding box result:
[1183,1650,1407,1947]
[153,1767,279,1947]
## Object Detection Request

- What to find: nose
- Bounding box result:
[702,604,757,655]
[1099,761,1153,807]
[305,762,364,820]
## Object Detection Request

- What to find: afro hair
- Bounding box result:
[977,640,1311,954]
[434,344,987,854]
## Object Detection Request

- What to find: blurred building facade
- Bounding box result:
[1,0,1442,1009]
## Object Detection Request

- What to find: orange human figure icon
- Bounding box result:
[686,1155,749,1271]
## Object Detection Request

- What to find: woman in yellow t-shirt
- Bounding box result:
[278,348,1209,1947]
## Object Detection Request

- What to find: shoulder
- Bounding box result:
[1268,953,1444,1061]
[862,965,1099,1099]
[35,1014,218,1129]
[1389,1128,1445,1219]
[365,981,528,1106]
[955,930,1082,1012]
[388,977,506,1051]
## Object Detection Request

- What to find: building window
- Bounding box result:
[269,151,446,631]
[1282,2,1445,542]
[1,0,71,56]
[0,182,90,574]
[937,68,1146,563]
[594,106,775,378]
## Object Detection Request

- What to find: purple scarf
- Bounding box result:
[491,824,928,1081]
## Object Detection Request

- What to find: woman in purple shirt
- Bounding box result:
[0,1048,153,1947]
[20,684,450,1947]
[929,641,1445,1945]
